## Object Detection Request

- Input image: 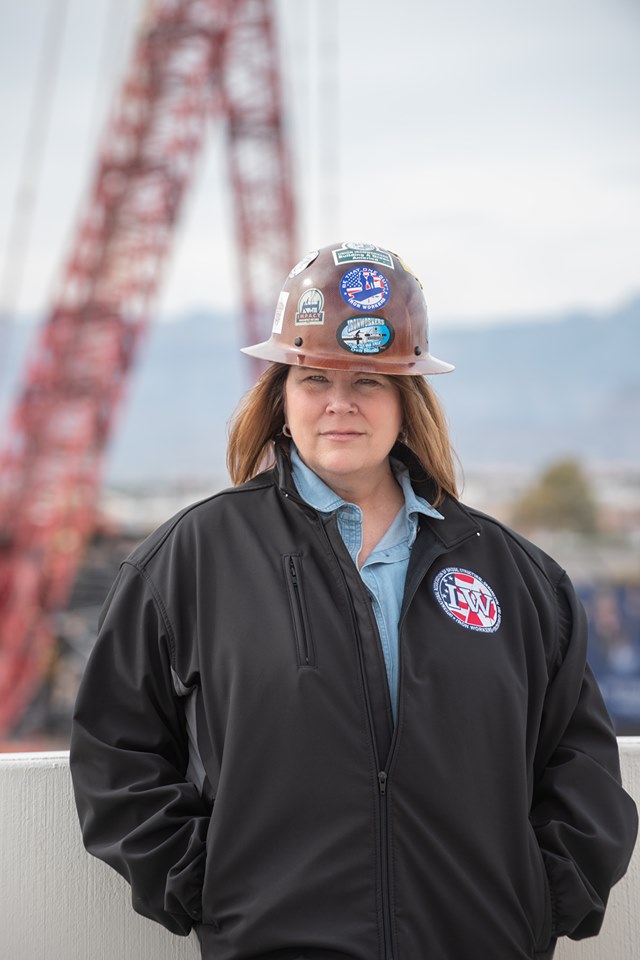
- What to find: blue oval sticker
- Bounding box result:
[336,317,394,355]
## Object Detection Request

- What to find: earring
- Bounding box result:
[282,424,292,438]
[398,430,408,443]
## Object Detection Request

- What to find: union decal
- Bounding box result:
[295,288,324,325]
[332,245,395,269]
[336,317,394,355]
[339,267,390,311]
[433,567,501,633]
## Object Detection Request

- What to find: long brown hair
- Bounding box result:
[226,363,459,504]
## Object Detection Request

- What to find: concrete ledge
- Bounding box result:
[1,742,639,959]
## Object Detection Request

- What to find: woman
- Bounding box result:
[71,241,637,960]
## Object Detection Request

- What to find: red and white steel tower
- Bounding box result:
[0,0,297,737]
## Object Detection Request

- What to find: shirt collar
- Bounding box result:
[290,444,444,522]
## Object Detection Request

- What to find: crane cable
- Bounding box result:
[0,0,141,403]
[87,0,143,167]
[0,0,69,395]
[318,0,340,240]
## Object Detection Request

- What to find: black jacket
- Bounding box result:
[70,445,638,960]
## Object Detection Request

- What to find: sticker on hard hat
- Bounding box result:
[432,567,501,633]
[340,267,390,311]
[336,317,394,355]
[288,250,319,279]
[391,251,424,289]
[295,288,325,325]
[332,244,394,269]
[272,291,289,333]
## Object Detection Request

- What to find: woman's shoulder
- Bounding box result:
[126,470,278,569]
[456,498,568,589]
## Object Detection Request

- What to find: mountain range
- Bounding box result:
[1,295,638,486]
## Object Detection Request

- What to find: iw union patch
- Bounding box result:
[433,567,501,633]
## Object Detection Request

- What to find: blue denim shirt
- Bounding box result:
[290,445,443,719]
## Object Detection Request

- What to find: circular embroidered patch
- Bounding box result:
[433,567,501,633]
[340,266,390,311]
[336,317,394,355]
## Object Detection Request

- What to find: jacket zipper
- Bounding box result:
[378,770,394,960]
[314,524,397,960]
[286,555,315,667]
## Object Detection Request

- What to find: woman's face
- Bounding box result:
[284,366,403,493]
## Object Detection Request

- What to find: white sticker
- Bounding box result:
[288,250,319,279]
[272,291,289,333]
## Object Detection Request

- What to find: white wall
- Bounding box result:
[1,743,639,960]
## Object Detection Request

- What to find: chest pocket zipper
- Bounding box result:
[284,554,317,668]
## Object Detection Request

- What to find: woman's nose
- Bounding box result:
[326,386,357,414]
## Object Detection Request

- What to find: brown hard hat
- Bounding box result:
[241,241,454,375]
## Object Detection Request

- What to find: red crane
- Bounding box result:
[0,0,297,739]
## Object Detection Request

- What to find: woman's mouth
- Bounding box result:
[320,431,364,441]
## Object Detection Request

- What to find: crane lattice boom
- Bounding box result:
[0,0,296,738]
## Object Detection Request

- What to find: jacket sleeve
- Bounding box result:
[70,560,211,936]
[531,571,638,941]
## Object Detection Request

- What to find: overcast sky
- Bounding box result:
[0,0,638,328]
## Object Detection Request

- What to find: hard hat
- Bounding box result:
[241,241,454,375]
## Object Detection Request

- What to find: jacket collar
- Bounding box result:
[273,440,480,549]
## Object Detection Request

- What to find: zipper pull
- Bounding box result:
[289,557,297,583]
[378,771,387,795]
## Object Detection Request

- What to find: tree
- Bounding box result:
[511,459,599,535]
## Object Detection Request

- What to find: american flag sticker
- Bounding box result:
[433,567,501,633]
[340,267,390,311]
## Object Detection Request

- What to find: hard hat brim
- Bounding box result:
[241,340,454,375]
